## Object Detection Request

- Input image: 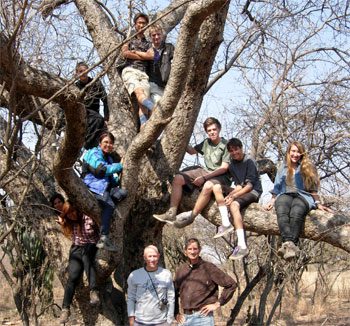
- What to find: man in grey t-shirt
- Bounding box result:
[153,117,231,228]
[127,245,174,326]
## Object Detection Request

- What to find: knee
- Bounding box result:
[212,184,222,194]
[230,202,240,215]
[173,174,185,186]
[201,181,214,194]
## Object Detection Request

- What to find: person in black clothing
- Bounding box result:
[147,24,174,104]
[75,62,109,149]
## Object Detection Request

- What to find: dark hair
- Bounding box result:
[50,193,65,207]
[99,131,115,144]
[203,117,221,132]
[133,13,149,24]
[227,137,243,149]
[75,61,89,71]
[184,238,201,250]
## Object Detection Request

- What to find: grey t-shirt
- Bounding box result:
[127,267,175,325]
[194,138,230,171]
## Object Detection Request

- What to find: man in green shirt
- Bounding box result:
[153,117,231,227]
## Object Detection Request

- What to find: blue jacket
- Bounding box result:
[83,147,123,196]
[272,163,317,210]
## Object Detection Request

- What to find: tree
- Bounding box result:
[0,0,349,324]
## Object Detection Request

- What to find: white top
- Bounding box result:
[127,267,175,324]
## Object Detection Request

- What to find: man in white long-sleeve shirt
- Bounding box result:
[127,245,175,326]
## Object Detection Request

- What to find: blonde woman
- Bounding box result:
[265,141,331,260]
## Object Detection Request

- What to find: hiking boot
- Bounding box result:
[96,235,117,252]
[213,225,234,239]
[173,211,196,229]
[229,246,249,260]
[90,290,100,305]
[283,241,299,261]
[60,308,70,324]
[153,208,177,225]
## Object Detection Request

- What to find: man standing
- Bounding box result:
[174,238,236,325]
[153,117,231,227]
[212,138,263,260]
[121,13,155,126]
[127,245,175,326]
[147,24,174,104]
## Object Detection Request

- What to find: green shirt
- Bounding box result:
[194,138,230,171]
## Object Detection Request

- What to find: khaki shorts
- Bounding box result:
[150,81,164,103]
[122,66,150,96]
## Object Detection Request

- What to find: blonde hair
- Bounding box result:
[286,141,320,191]
[148,24,164,36]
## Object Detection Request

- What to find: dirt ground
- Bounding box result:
[1,258,349,325]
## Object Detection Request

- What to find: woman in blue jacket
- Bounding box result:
[83,132,127,251]
[265,141,331,260]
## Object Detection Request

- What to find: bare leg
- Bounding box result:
[192,181,214,216]
[170,174,186,209]
[229,201,243,229]
[213,184,225,205]
[134,88,154,112]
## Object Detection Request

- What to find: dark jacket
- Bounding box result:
[174,258,236,313]
[75,77,109,121]
[148,42,174,88]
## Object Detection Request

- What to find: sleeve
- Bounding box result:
[271,166,284,195]
[208,263,237,306]
[127,272,137,317]
[173,269,181,315]
[221,143,230,163]
[193,139,205,155]
[83,149,123,176]
[166,272,175,324]
[244,159,259,185]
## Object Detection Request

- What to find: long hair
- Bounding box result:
[285,141,319,191]
[59,202,83,238]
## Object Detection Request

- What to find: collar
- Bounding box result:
[188,257,203,269]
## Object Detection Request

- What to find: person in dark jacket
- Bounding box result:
[82,132,127,251]
[75,62,109,149]
[147,24,174,104]
[174,238,237,326]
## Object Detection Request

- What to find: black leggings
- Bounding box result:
[62,243,97,309]
[275,193,309,245]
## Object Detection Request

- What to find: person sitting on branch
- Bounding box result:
[82,132,127,252]
[153,117,231,228]
[264,140,332,260]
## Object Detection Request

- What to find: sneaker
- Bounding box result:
[277,242,288,258]
[96,235,117,252]
[283,241,299,261]
[229,246,249,260]
[173,211,195,229]
[213,225,234,239]
[153,208,177,225]
[90,290,100,305]
[60,308,70,324]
